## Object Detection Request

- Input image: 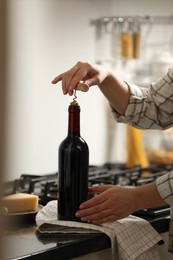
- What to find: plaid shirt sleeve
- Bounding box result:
[112,66,173,130]
[111,66,173,253]
[156,171,173,252]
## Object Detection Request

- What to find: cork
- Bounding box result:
[70,100,78,106]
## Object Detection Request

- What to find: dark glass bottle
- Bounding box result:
[58,101,89,221]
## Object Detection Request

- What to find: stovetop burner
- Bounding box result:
[3,163,171,217]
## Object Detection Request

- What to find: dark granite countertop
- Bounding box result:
[3,213,170,260]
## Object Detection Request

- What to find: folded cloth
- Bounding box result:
[36,200,163,260]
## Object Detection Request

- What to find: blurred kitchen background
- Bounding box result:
[1,0,173,181]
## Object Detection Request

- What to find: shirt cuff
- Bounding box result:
[156,171,173,206]
[110,82,146,124]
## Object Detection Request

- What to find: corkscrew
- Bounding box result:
[73,89,77,102]
[71,82,89,106]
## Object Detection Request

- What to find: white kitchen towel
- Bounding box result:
[36,200,163,260]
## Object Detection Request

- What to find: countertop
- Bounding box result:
[3,212,170,260]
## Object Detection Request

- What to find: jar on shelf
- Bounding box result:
[120,17,133,59]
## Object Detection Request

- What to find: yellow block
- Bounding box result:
[2,193,38,213]
[126,125,149,168]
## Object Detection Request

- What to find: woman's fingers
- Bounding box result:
[51,62,108,95]
[80,187,111,210]
[76,188,113,221]
[51,63,81,94]
[76,200,112,222]
[75,185,135,224]
[76,197,120,224]
[51,74,62,84]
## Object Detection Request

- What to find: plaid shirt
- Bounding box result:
[112,67,173,253]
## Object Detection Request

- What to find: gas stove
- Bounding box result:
[3,163,171,217]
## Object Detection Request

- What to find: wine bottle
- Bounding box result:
[58,101,89,221]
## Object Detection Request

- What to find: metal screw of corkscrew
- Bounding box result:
[73,89,77,102]
[70,82,89,106]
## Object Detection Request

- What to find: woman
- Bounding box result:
[52,61,173,252]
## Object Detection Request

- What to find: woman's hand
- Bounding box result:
[51,61,130,115]
[51,61,109,96]
[75,182,165,224]
[75,185,137,224]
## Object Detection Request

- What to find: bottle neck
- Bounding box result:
[68,105,80,136]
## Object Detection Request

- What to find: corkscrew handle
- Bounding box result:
[76,82,89,92]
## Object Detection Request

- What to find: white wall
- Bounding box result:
[110,0,173,16]
[4,0,173,180]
